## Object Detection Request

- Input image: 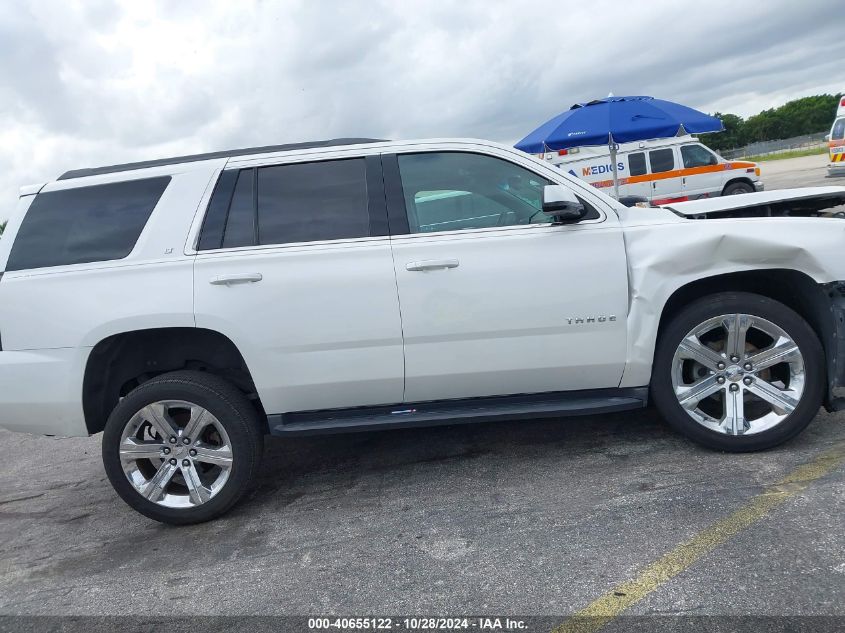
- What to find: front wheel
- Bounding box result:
[722,181,755,195]
[102,370,264,524]
[652,292,825,452]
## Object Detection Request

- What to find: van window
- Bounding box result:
[397,152,597,233]
[5,177,170,271]
[832,118,845,141]
[628,152,647,176]
[649,148,675,173]
[681,144,718,168]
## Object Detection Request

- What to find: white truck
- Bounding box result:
[828,96,845,177]
[536,135,763,204]
[1,137,844,524]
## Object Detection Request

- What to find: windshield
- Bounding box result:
[831,118,845,141]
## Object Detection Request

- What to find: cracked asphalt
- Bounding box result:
[1,157,844,621]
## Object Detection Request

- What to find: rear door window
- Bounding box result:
[649,148,675,173]
[5,177,169,271]
[257,159,369,245]
[198,158,371,249]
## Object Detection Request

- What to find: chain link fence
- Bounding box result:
[719,132,828,159]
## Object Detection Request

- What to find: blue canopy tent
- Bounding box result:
[515,96,724,199]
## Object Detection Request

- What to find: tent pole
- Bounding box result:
[609,134,620,200]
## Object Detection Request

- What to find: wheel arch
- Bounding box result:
[654,268,838,409]
[83,327,265,435]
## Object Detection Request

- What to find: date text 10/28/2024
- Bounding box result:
[308,618,528,630]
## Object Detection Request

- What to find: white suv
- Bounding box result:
[1,138,844,524]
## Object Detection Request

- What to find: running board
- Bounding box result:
[267,387,648,436]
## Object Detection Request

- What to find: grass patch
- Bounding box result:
[744,146,828,162]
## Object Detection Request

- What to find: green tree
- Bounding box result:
[0,220,6,237]
[705,94,840,150]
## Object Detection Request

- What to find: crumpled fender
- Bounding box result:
[618,213,845,388]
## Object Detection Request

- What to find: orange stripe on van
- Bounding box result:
[591,161,757,188]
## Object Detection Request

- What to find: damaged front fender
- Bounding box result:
[618,213,845,402]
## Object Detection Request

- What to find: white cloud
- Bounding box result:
[1,0,843,220]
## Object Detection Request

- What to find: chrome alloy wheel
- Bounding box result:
[671,313,805,436]
[118,400,233,508]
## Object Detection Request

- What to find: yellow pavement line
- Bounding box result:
[552,441,845,633]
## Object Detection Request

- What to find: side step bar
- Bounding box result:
[267,387,649,436]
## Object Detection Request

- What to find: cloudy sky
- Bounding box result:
[2,0,844,220]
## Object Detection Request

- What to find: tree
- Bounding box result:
[0,221,6,237]
[705,94,841,150]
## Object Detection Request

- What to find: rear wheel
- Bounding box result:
[102,370,263,524]
[652,292,824,451]
[723,181,754,195]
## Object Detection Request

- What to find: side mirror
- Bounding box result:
[542,185,586,223]
[825,134,831,142]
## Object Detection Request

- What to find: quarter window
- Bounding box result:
[396,152,597,233]
[628,152,647,176]
[649,148,675,174]
[6,177,169,271]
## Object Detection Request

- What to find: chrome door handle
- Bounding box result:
[405,259,460,272]
[209,273,263,286]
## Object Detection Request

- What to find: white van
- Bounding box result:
[537,136,763,204]
[827,95,845,177]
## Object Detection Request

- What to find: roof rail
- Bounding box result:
[57,138,387,181]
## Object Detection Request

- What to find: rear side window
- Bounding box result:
[198,158,370,249]
[649,148,675,173]
[628,152,647,176]
[6,177,169,271]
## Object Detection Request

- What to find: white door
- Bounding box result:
[386,150,629,403]
[620,151,651,200]
[194,158,404,415]
[647,147,684,204]
[679,143,723,199]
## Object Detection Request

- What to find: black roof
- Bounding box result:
[57,138,386,180]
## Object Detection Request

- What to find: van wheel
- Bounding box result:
[651,292,824,452]
[723,181,754,195]
[102,370,264,524]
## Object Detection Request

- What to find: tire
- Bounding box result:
[722,181,755,196]
[102,370,264,524]
[651,292,824,452]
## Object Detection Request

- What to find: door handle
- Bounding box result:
[405,259,460,272]
[209,273,263,286]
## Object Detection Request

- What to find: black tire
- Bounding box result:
[102,370,264,524]
[651,292,825,452]
[722,181,755,195]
